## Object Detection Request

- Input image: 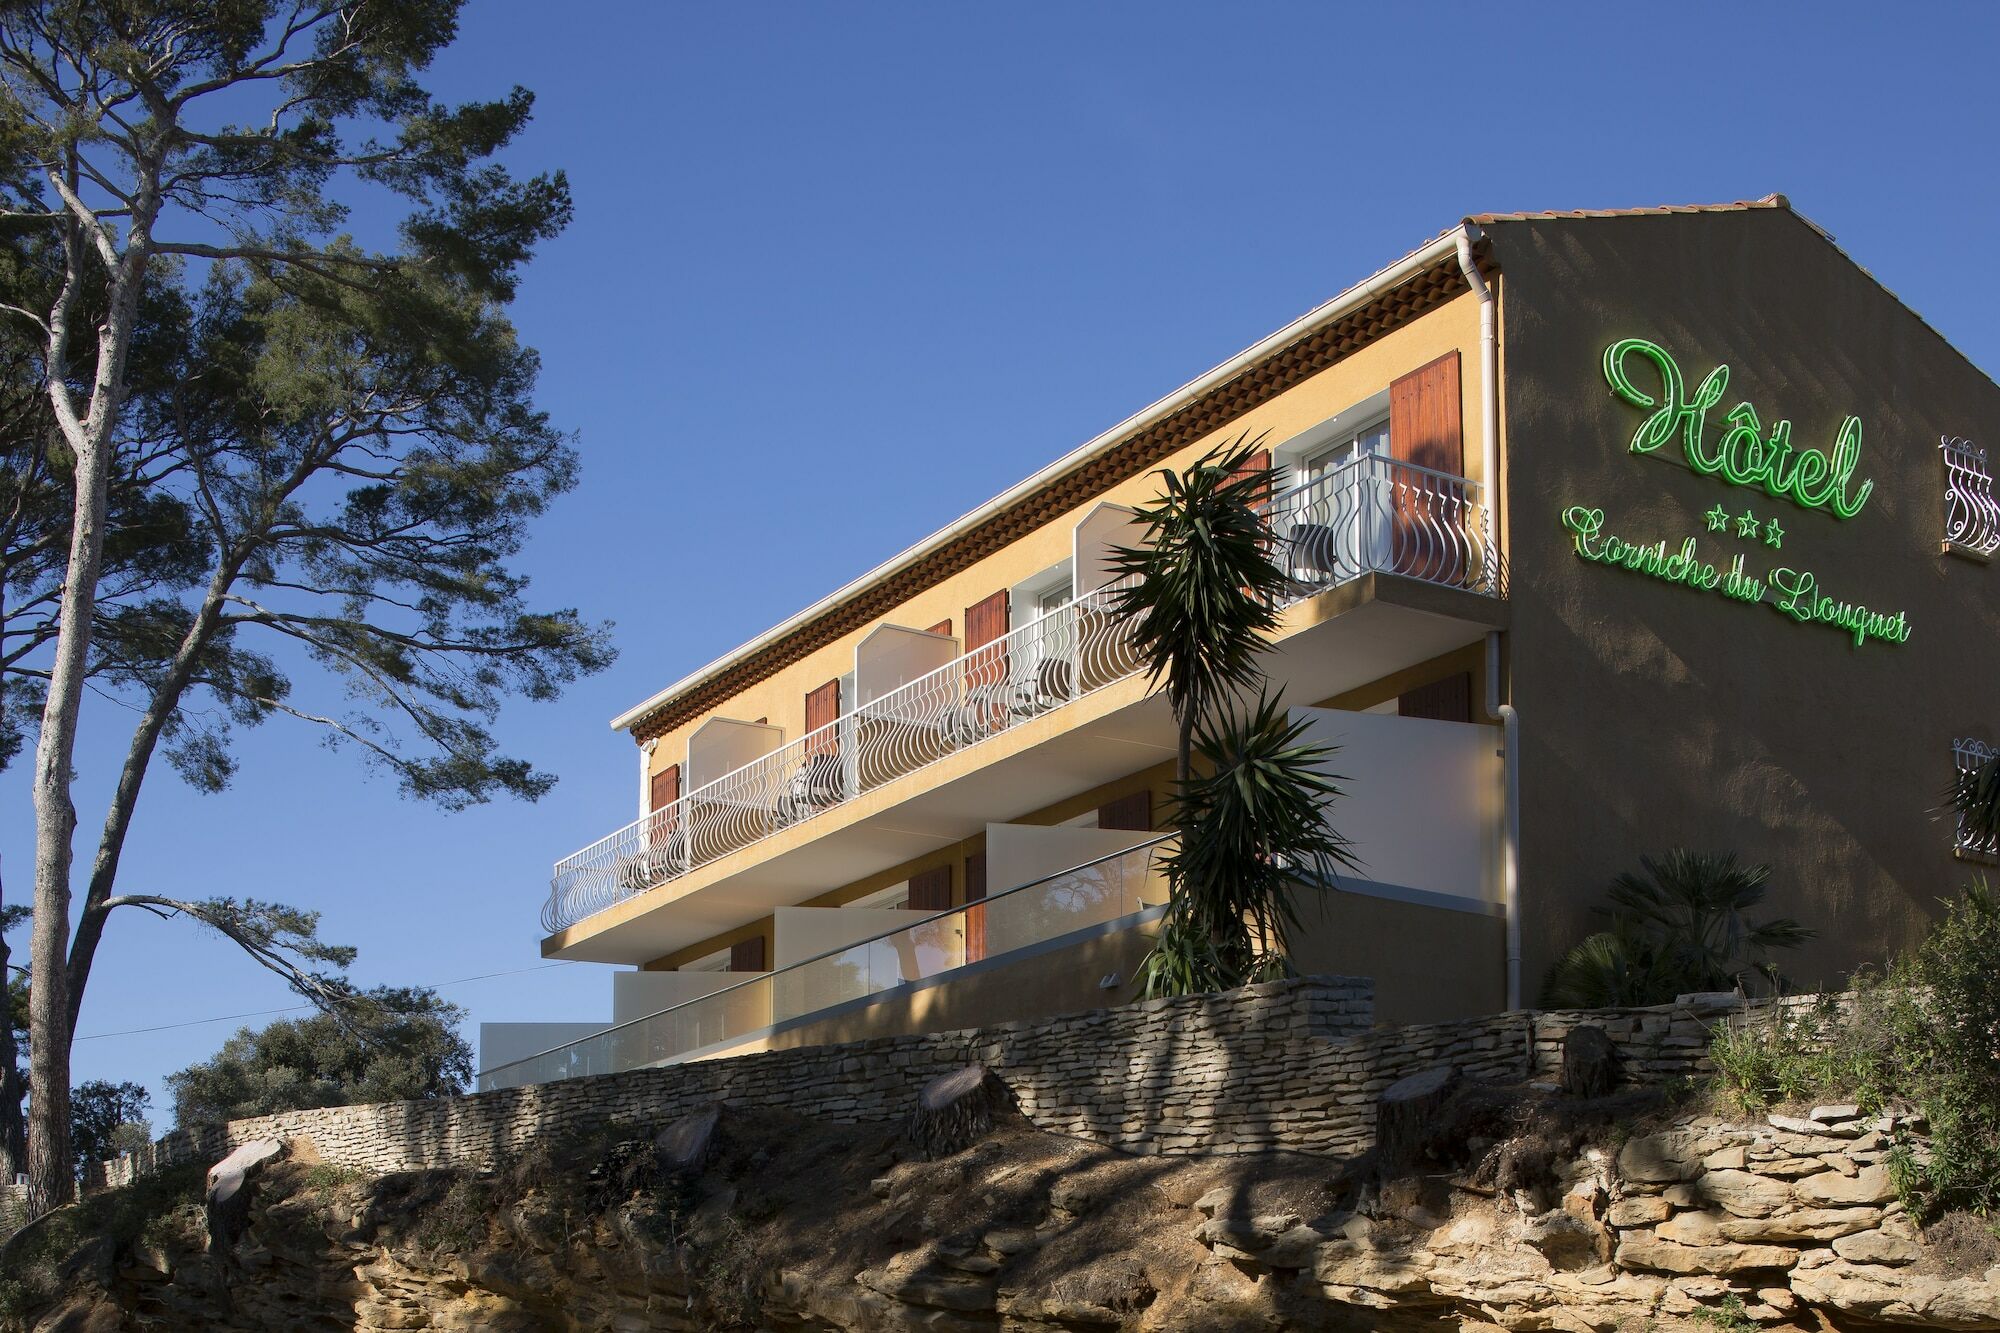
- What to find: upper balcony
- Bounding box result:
[543,454,1503,940]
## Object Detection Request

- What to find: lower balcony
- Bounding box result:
[544,455,1501,942]
[485,835,1172,1090]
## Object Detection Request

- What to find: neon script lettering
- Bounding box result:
[1603,338,1875,519]
[1561,506,1910,648]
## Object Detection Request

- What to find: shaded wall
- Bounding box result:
[1489,207,2000,994]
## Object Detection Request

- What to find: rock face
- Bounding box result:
[14,1099,2000,1332]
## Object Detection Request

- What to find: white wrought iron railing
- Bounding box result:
[543,455,1498,934]
[493,836,1172,1089]
[1941,436,2000,560]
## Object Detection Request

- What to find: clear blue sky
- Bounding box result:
[8,2,1999,1123]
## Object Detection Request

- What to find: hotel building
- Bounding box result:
[481,197,2000,1089]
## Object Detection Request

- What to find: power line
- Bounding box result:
[71,960,582,1042]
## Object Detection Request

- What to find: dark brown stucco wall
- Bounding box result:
[1487,208,2000,996]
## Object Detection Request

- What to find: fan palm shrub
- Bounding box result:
[1541,850,1815,1007]
[1107,436,1355,997]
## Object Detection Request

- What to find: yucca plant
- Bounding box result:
[1139,695,1358,997]
[1108,436,1354,997]
[1540,850,1815,1007]
[1106,434,1288,784]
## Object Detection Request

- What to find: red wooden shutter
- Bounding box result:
[1097,790,1153,831]
[907,864,952,911]
[730,935,766,972]
[1398,672,1473,722]
[964,591,1009,650]
[804,678,841,756]
[1225,448,1273,513]
[649,764,680,811]
[1388,352,1465,581]
[648,763,681,843]
[964,853,987,963]
[964,591,1011,728]
[1390,352,1464,475]
[926,619,953,638]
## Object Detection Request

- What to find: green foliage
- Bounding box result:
[1949,752,2000,851]
[166,986,470,1128]
[1108,438,1355,999]
[1707,881,2000,1220]
[1882,880,2000,1219]
[1541,850,1814,1007]
[67,1079,151,1174]
[0,1161,206,1317]
[1690,1294,1758,1333]
[1107,434,1286,780]
[1707,989,1895,1115]
[1140,694,1357,997]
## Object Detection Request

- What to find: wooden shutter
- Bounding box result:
[964,591,1009,650]
[926,619,953,638]
[804,678,841,756]
[649,764,681,811]
[1097,790,1153,832]
[1399,672,1473,723]
[1388,352,1466,582]
[648,763,681,844]
[1389,352,1464,475]
[907,864,952,911]
[964,853,987,963]
[964,591,1011,728]
[729,935,766,972]
[1225,448,1273,513]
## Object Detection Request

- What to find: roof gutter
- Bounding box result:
[609,228,1471,734]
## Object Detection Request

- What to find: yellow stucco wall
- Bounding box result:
[637,291,1485,791]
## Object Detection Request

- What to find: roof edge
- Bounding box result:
[608,225,1474,734]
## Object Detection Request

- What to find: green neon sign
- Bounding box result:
[1603,338,1874,518]
[1561,505,1911,648]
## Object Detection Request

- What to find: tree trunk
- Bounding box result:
[27,162,155,1215]
[0,865,24,1184]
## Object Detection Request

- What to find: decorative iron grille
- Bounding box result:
[1941,436,2000,559]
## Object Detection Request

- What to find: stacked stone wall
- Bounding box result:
[84,978,1764,1193]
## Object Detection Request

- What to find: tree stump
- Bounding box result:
[1374,1065,1457,1172]
[1560,1024,1620,1099]
[906,1065,1009,1160]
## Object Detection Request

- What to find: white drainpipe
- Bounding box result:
[1457,227,1523,1010]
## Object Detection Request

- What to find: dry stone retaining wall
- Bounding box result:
[88,977,1757,1192]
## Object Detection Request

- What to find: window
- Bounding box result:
[680,947,731,973]
[1952,737,1998,861]
[1301,416,1390,484]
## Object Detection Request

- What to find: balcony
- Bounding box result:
[490,836,1172,1089]
[544,455,1501,936]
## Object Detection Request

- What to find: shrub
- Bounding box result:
[1706,880,2000,1220]
[1542,850,1813,1008]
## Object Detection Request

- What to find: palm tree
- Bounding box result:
[1107,436,1354,996]
[1106,434,1290,785]
[1140,695,1358,997]
[1541,850,1815,1007]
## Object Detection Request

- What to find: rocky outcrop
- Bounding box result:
[14,1095,2000,1332]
